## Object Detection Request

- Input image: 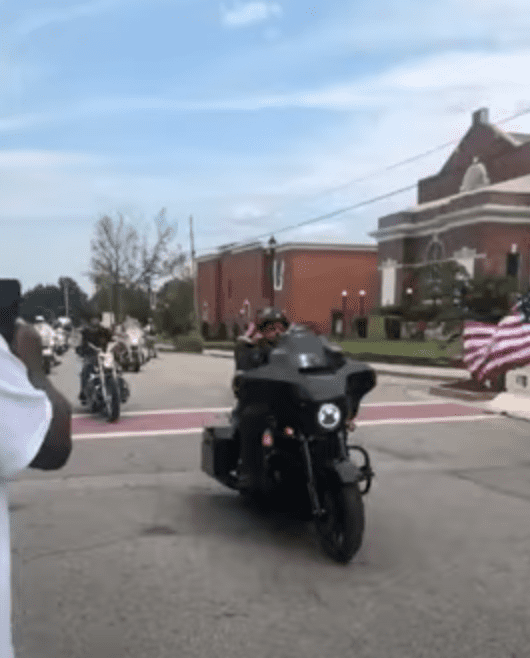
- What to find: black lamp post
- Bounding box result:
[359,289,366,317]
[267,236,277,307]
[341,290,348,338]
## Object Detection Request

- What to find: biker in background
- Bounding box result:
[232,307,290,487]
[78,315,113,403]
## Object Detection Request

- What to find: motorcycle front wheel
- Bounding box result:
[315,480,364,564]
[104,378,120,422]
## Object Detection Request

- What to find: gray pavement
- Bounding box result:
[8,348,530,657]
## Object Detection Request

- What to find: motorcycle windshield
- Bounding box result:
[239,327,374,402]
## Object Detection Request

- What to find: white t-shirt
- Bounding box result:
[0,335,52,658]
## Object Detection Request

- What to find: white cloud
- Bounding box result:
[15,0,123,36]
[5,45,530,131]
[220,1,282,28]
[0,150,100,168]
[14,0,191,36]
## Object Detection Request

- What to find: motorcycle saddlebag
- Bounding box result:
[201,426,238,479]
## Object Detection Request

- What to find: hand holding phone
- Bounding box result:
[10,323,45,377]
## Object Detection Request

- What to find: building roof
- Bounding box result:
[508,132,530,145]
[407,172,530,213]
[274,242,377,254]
[196,240,377,262]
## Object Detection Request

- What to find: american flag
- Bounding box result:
[462,290,530,384]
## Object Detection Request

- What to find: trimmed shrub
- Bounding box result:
[366,314,386,340]
[172,331,204,353]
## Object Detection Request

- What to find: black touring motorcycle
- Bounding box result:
[202,325,376,563]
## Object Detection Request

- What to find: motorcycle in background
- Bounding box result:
[34,317,56,374]
[53,325,68,356]
[144,324,157,359]
[80,341,130,421]
[113,325,144,372]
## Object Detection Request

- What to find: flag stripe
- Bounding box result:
[462,291,530,384]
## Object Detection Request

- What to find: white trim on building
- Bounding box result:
[370,205,530,242]
[380,258,398,307]
[274,242,377,254]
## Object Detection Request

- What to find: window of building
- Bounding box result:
[425,239,445,293]
[273,259,284,291]
[453,247,476,279]
[381,265,396,306]
[507,253,520,277]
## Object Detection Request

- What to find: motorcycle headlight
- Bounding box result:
[130,338,138,345]
[103,354,114,368]
[317,403,342,431]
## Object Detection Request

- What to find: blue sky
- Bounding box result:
[3,0,530,296]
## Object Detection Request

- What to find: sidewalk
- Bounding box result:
[156,343,469,380]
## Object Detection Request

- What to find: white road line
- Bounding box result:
[72,407,233,419]
[73,428,204,440]
[361,400,452,407]
[355,415,494,426]
[72,414,497,440]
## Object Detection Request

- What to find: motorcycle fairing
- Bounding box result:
[236,329,376,403]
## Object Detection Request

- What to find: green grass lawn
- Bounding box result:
[199,336,463,363]
[335,338,463,360]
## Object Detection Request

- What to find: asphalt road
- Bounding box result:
[8,347,530,658]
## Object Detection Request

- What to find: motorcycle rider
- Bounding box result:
[232,307,290,487]
[77,314,113,403]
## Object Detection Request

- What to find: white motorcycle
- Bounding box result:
[34,318,56,374]
[53,326,68,356]
[114,326,145,372]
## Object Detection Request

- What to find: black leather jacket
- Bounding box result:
[79,325,113,357]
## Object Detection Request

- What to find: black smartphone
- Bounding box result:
[0,279,21,345]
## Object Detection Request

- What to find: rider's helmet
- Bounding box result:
[255,307,289,332]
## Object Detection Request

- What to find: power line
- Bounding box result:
[195,183,416,256]
[196,105,530,256]
[234,184,416,242]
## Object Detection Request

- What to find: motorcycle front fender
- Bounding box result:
[327,459,363,486]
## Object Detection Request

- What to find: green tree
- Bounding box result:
[20,278,91,325]
[87,209,186,322]
[155,277,194,336]
[57,277,91,325]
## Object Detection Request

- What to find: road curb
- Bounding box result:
[428,385,497,402]
[157,345,474,383]
[487,392,530,422]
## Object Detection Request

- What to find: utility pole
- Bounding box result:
[64,280,69,317]
[189,215,199,331]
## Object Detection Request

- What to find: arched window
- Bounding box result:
[425,239,444,298]
[426,241,444,263]
[273,259,284,291]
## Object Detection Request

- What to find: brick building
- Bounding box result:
[196,241,378,337]
[370,108,530,307]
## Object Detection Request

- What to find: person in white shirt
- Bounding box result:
[0,279,72,658]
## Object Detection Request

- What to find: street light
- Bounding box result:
[341,290,348,338]
[359,289,366,317]
[267,236,277,307]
